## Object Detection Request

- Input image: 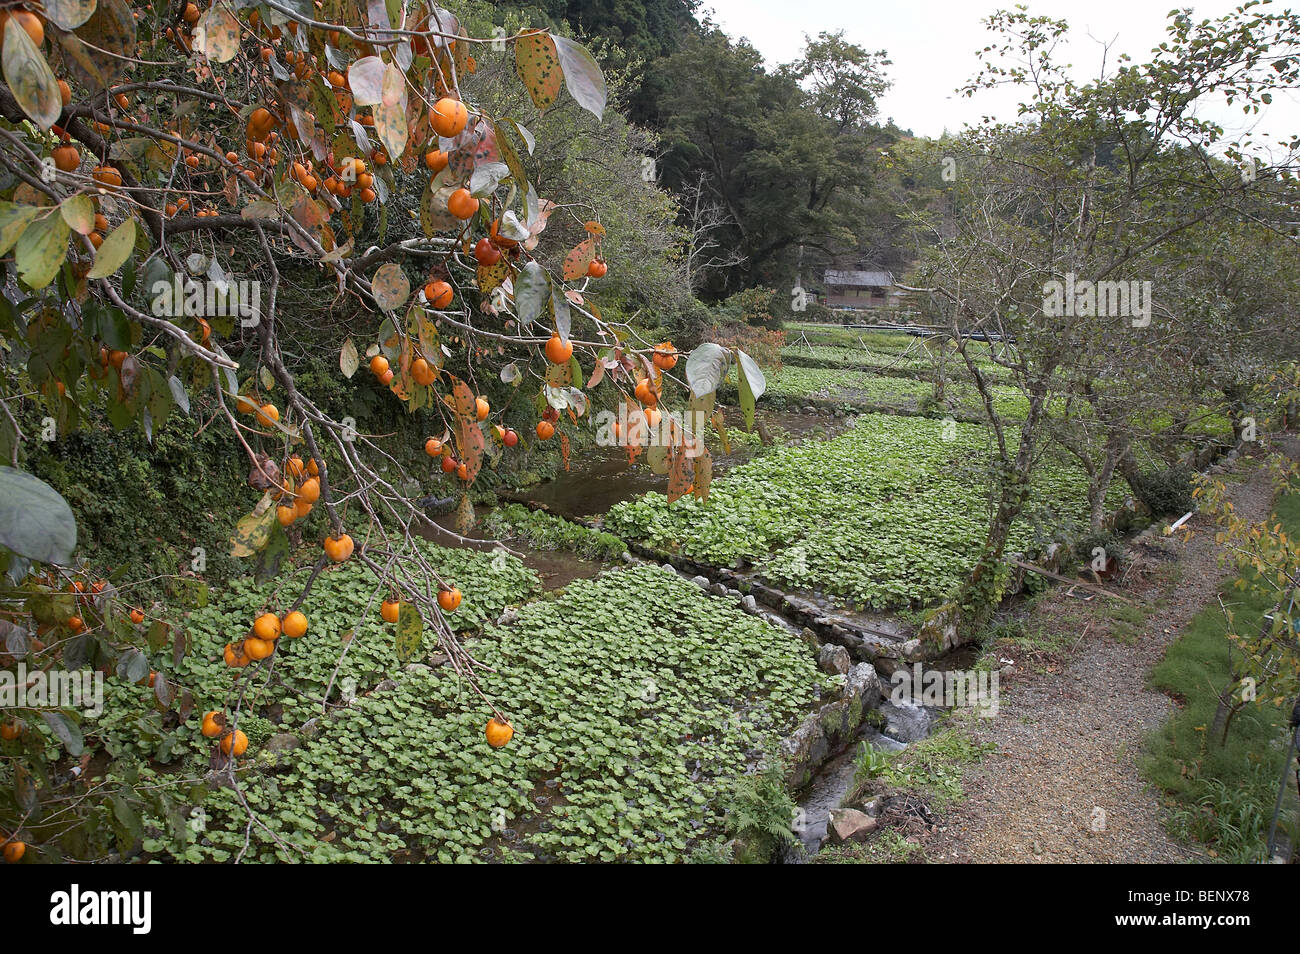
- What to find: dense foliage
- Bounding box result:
[136,564,824,862]
[607,413,1119,609]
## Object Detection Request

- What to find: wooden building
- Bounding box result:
[819,269,900,311]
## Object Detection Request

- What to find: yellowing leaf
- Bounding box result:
[3,18,62,129]
[449,376,477,418]
[229,493,277,557]
[514,30,561,111]
[60,194,95,235]
[15,212,69,289]
[456,416,485,483]
[0,201,40,255]
[376,99,408,165]
[693,450,713,501]
[340,337,359,378]
[453,493,475,534]
[195,7,240,63]
[477,258,509,295]
[371,263,410,312]
[562,238,596,281]
[419,170,460,236]
[87,217,137,279]
[667,445,692,503]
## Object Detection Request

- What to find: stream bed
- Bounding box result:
[515,408,850,521]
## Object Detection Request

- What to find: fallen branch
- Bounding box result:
[1012,559,1135,603]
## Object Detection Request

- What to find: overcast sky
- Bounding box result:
[699,0,1299,156]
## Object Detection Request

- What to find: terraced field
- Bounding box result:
[762,364,1031,419]
[109,553,826,863]
[606,413,1116,609]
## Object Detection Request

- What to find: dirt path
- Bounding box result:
[922,456,1281,864]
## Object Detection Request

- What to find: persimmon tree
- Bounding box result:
[0,0,765,861]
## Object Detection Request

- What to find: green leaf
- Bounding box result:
[553,289,571,343]
[110,792,142,854]
[551,35,607,120]
[41,710,84,756]
[55,0,136,93]
[167,374,190,415]
[395,601,423,664]
[87,217,137,278]
[116,646,149,683]
[737,362,756,430]
[144,368,173,426]
[16,212,70,289]
[254,522,289,583]
[0,466,77,564]
[735,349,766,401]
[43,0,98,31]
[514,261,549,326]
[98,306,131,350]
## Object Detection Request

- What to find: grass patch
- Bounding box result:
[849,724,994,810]
[1143,493,1300,862]
[813,828,922,864]
[1105,603,1148,643]
[875,726,996,809]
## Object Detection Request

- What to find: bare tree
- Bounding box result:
[679,172,747,292]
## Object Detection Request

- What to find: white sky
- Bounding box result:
[699,0,1299,156]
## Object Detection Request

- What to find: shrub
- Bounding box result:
[1131,465,1196,516]
[1072,530,1125,570]
[716,287,782,329]
[710,322,786,370]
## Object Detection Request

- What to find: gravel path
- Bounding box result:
[923,457,1280,864]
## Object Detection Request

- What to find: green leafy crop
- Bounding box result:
[134,564,826,863]
[606,413,1122,609]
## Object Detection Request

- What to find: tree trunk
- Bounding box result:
[959,429,1035,626]
[1118,447,1150,510]
[1088,441,1123,529]
[1209,675,1248,745]
[960,479,1028,626]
